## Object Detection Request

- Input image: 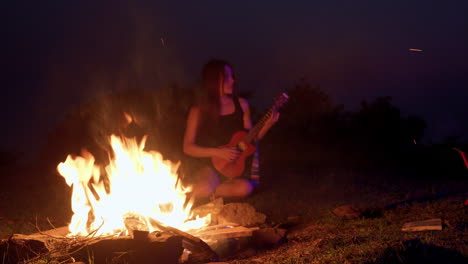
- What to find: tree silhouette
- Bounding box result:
[264,78,346,169]
[263,81,428,173]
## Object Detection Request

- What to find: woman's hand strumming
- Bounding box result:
[215,147,240,161]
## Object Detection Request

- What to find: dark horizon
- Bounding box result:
[3,0,468,163]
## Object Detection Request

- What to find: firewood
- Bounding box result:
[401,218,442,232]
[189,223,239,235]
[148,218,202,244]
[148,218,218,263]
[73,233,183,264]
[196,226,259,240]
[0,234,50,264]
[1,231,184,264]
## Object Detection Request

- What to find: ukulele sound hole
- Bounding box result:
[238,142,247,151]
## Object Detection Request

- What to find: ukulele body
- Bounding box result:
[211,130,256,178]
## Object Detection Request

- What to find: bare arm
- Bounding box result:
[257,110,280,140]
[238,97,279,140]
[238,97,253,130]
[183,107,218,157]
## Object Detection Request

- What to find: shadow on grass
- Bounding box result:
[370,238,467,264]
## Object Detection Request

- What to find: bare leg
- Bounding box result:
[192,167,220,198]
[192,167,253,199]
[215,178,253,198]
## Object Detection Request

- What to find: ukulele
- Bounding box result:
[211,93,289,178]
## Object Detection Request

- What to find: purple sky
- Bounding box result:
[3,0,468,161]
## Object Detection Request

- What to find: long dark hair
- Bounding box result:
[197,59,237,119]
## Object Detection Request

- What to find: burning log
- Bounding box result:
[0,228,184,264]
[70,232,184,264]
[148,218,218,263]
[1,213,276,263]
[0,234,50,264]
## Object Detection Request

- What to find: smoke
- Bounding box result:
[5,1,191,164]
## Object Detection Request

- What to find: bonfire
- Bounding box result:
[57,134,209,237]
[0,135,266,264]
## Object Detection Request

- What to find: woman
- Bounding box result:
[183,59,279,199]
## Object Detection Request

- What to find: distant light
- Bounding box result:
[409,48,423,52]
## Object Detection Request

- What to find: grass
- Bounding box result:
[1,163,467,263]
[228,167,468,264]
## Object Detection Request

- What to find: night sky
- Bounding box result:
[3,0,468,162]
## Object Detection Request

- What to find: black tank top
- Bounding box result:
[181,96,251,180]
[196,96,245,148]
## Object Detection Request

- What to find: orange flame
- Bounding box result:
[57,135,209,237]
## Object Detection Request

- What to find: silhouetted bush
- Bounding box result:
[40,77,466,183]
[257,79,468,180]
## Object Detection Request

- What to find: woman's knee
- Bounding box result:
[219,179,252,198]
[236,179,253,198]
[194,183,214,197]
[194,167,219,197]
